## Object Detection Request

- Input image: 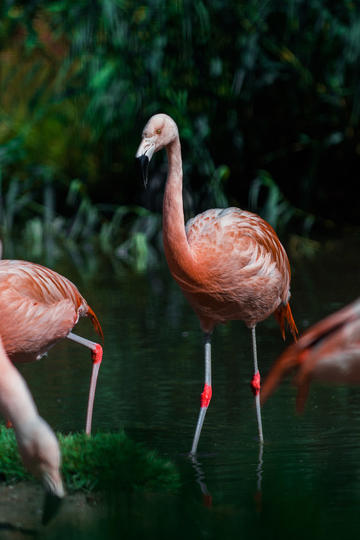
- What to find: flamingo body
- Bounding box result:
[183,207,293,332]
[261,298,360,411]
[136,113,297,451]
[0,259,103,434]
[0,259,102,363]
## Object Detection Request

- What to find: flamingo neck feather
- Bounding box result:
[163,137,194,275]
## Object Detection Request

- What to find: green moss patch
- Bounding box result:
[0,426,180,494]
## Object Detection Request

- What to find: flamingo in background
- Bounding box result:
[136,113,298,452]
[261,298,360,411]
[0,259,103,435]
[0,333,64,524]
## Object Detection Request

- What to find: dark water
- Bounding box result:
[16,232,360,538]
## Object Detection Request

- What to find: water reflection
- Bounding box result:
[255,442,263,509]
[189,439,264,515]
[189,454,213,507]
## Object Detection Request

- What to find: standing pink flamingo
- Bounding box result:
[0,333,64,522]
[261,298,360,411]
[0,259,103,435]
[136,113,298,452]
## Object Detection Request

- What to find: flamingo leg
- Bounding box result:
[66,332,103,435]
[190,333,212,455]
[250,326,264,444]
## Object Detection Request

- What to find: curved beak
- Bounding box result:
[41,472,65,525]
[42,492,64,525]
[135,138,156,188]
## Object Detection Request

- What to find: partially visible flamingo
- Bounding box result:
[136,113,298,452]
[261,298,360,411]
[0,333,64,522]
[0,259,103,435]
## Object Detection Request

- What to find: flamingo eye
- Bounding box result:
[155,129,161,134]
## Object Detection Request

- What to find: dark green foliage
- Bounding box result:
[0,0,359,265]
[0,426,180,493]
[0,425,27,479]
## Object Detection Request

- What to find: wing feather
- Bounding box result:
[0,260,103,361]
[183,208,292,328]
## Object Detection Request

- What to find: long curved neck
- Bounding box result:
[0,355,38,430]
[162,137,195,280]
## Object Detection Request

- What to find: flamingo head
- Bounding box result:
[16,417,65,524]
[135,113,178,187]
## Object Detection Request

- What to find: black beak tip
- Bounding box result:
[42,492,63,526]
[136,155,149,188]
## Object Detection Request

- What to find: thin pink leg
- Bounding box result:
[250,326,264,444]
[85,344,103,435]
[190,333,212,455]
[67,332,103,435]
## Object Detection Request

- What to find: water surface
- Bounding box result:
[15,232,360,538]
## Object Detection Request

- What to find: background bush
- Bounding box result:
[0,0,359,263]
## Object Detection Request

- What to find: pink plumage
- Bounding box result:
[261,298,360,411]
[0,259,103,434]
[183,207,296,333]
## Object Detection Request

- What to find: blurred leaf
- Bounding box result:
[0,0,359,259]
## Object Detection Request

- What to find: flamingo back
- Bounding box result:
[0,260,103,362]
[182,208,294,332]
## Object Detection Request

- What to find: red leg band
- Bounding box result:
[200,383,212,408]
[299,349,310,363]
[91,344,103,364]
[251,371,261,396]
